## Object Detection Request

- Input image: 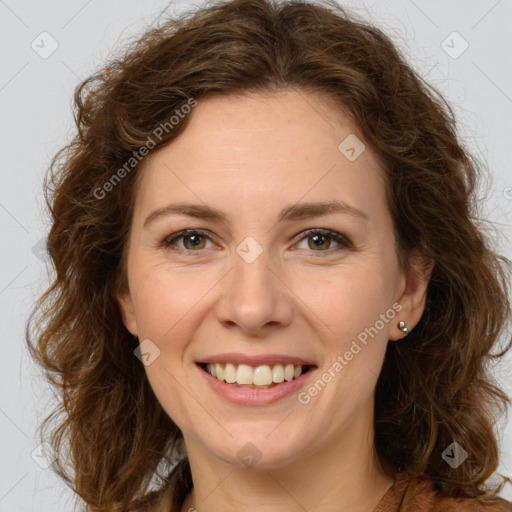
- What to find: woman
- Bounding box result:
[26,0,512,510]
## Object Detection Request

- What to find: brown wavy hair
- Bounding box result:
[26,0,512,510]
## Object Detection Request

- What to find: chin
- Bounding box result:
[203,432,303,469]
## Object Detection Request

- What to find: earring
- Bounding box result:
[397,321,409,337]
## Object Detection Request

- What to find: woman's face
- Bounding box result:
[117,89,429,469]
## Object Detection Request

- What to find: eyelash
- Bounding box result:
[161,228,352,255]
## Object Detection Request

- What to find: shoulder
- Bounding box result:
[376,472,512,512]
[406,475,512,511]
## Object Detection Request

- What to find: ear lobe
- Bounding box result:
[391,249,434,340]
[115,287,138,337]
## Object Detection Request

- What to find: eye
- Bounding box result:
[295,229,352,252]
[161,228,352,254]
[162,230,214,252]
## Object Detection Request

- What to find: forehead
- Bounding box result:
[133,89,389,227]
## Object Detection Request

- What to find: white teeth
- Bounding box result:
[236,364,253,385]
[253,365,272,385]
[204,362,306,386]
[272,364,285,383]
[215,363,224,381]
[284,363,295,381]
[224,363,237,383]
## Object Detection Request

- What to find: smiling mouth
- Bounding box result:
[197,362,315,389]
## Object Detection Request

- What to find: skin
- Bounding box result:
[116,89,432,512]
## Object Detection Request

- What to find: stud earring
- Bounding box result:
[397,321,409,337]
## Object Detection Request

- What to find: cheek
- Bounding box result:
[302,268,393,405]
[131,265,202,335]
[129,264,226,367]
[129,268,215,426]
[292,260,394,348]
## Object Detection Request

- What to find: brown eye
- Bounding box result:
[162,230,213,251]
[307,233,331,250]
[296,229,352,252]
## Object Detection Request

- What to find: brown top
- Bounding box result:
[373,472,512,512]
[130,467,512,512]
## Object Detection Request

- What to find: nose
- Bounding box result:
[214,244,294,336]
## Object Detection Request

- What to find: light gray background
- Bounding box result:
[1,0,511,510]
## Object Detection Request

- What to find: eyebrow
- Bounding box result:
[143,200,369,229]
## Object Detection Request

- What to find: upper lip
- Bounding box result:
[196,353,317,366]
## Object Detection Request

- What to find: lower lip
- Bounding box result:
[196,364,316,406]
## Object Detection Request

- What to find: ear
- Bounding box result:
[390,247,434,341]
[115,285,139,338]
